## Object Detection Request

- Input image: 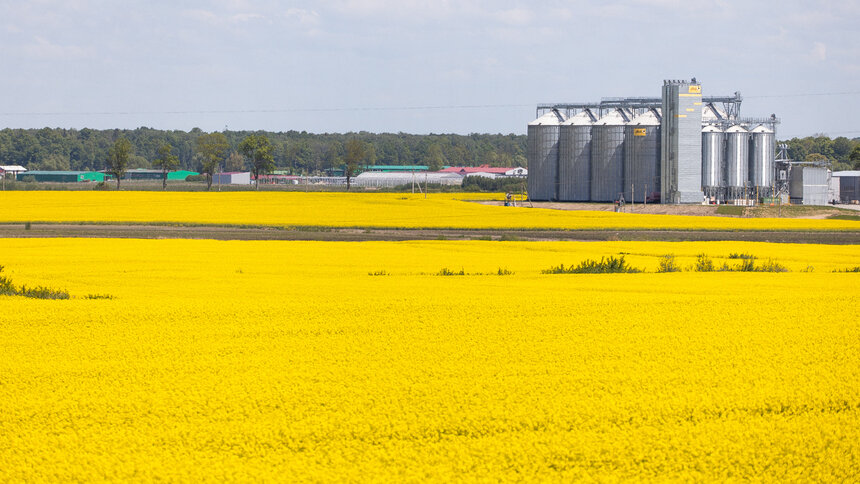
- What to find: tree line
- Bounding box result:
[783,135,860,171]
[0,127,528,175]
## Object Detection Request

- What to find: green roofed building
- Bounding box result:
[24,171,107,182]
[364,165,430,172]
[123,169,200,180]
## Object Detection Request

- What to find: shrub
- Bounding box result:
[437,267,466,276]
[833,266,860,273]
[368,270,389,276]
[496,268,514,275]
[728,252,756,260]
[756,259,788,273]
[84,293,115,299]
[657,254,682,273]
[0,265,70,299]
[542,256,641,274]
[694,253,714,272]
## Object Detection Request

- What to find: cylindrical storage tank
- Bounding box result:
[701,124,725,189]
[623,110,661,203]
[725,125,749,189]
[590,109,628,202]
[527,111,564,201]
[558,110,594,201]
[749,124,775,190]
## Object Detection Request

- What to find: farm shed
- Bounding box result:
[0,165,27,180]
[123,169,199,180]
[212,172,252,185]
[24,171,106,182]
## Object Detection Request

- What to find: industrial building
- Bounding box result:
[22,171,107,183]
[528,79,783,204]
[833,171,860,204]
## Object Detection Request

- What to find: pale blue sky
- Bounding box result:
[1,0,858,138]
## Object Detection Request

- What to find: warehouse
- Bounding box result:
[22,171,106,182]
[528,79,780,204]
[123,169,199,180]
[833,171,860,204]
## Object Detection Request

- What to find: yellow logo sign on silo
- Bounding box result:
[634,128,647,136]
[688,85,701,94]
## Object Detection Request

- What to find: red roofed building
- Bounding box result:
[439,165,527,177]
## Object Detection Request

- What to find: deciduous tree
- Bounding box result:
[152,143,179,190]
[195,133,229,191]
[239,134,275,189]
[106,137,132,189]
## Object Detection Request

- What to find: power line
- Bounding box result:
[746,90,860,99]
[0,103,533,117]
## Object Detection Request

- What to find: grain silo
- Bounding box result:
[701,124,725,200]
[590,108,628,202]
[558,109,595,201]
[725,125,749,200]
[526,110,564,201]
[623,109,661,202]
[749,124,775,194]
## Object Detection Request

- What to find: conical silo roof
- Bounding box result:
[561,109,596,126]
[749,124,773,134]
[702,124,723,133]
[595,108,629,126]
[629,110,661,126]
[529,110,565,126]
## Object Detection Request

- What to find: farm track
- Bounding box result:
[1,223,859,244]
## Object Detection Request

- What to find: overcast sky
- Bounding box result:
[1,0,858,138]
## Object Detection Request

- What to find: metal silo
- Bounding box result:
[527,110,564,201]
[591,109,628,202]
[701,124,725,200]
[749,124,775,195]
[558,109,595,201]
[725,125,749,200]
[623,109,661,203]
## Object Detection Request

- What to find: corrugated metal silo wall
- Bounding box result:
[750,132,775,188]
[725,131,749,187]
[701,131,724,188]
[590,125,625,202]
[623,125,660,202]
[527,124,560,201]
[558,124,591,201]
[660,82,703,203]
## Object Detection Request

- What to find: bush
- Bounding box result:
[657,254,682,273]
[437,267,466,276]
[496,268,514,275]
[694,253,714,272]
[728,252,756,260]
[0,265,70,299]
[833,266,860,273]
[542,256,641,274]
[186,174,206,182]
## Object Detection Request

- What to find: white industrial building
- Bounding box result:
[352,171,463,188]
[212,172,252,185]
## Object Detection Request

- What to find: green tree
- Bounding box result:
[424,143,446,171]
[195,133,229,191]
[850,145,860,170]
[152,143,179,190]
[344,138,368,190]
[238,134,275,189]
[106,137,132,189]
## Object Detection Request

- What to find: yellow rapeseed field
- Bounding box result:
[2,191,859,231]
[1,238,858,481]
